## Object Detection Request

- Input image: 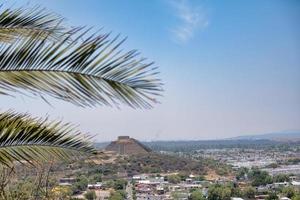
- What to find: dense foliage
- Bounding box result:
[110,153,207,175]
[189,190,205,200]
[248,168,273,186]
[84,190,96,200]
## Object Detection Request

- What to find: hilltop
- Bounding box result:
[229,130,300,141]
[105,136,151,155]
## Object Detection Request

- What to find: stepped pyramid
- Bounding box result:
[105,136,151,155]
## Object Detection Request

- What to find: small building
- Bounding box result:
[185,178,193,183]
[156,185,165,195]
[256,185,270,193]
[87,182,102,190]
[133,174,149,180]
[289,176,299,181]
[59,177,76,186]
[274,182,289,189]
[292,180,300,186]
[255,194,269,200]
[291,180,300,190]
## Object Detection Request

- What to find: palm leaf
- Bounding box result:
[0,110,95,167]
[0,29,162,108]
[0,6,67,42]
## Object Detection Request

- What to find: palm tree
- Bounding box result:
[0,6,162,167]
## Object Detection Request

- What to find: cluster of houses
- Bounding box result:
[132,173,300,200]
[198,148,300,171]
[59,178,103,190]
[252,180,300,194]
[132,174,211,200]
[57,173,300,199]
[56,172,300,200]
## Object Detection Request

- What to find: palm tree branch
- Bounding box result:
[0,70,160,107]
[0,111,95,167]
[0,29,162,108]
[0,6,67,42]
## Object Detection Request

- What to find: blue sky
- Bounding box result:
[1,0,299,141]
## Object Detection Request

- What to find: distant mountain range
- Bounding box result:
[229,130,300,141]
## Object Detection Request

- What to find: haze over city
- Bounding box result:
[1,0,299,141]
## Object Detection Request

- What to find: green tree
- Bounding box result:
[208,185,231,200]
[113,179,127,190]
[90,174,102,183]
[266,192,278,200]
[72,175,89,194]
[172,191,188,200]
[236,167,249,180]
[194,175,205,181]
[178,173,189,181]
[243,186,256,199]
[231,184,242,197]
[266,163,279,169]
[84,190,96,200]
[168,174,181,184]
[273,174,289,183]
[282,186,296,198]
[249,168,272,186]
[109,191,124,200]
[190,190,205,200]
[292,195,300,200]
[5,181,33,200]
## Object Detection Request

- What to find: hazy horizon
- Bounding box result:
[1,0,299,142]
[94,129,300,143]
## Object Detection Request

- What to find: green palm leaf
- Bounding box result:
[0,28,162,108]
[0,6,66,42]
[0,110,95,167]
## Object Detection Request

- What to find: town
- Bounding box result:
[8,136,297,200]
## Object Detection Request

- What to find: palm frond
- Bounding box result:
[0,29,162,108]
[0,110,95,167]
[0,6,67,42]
